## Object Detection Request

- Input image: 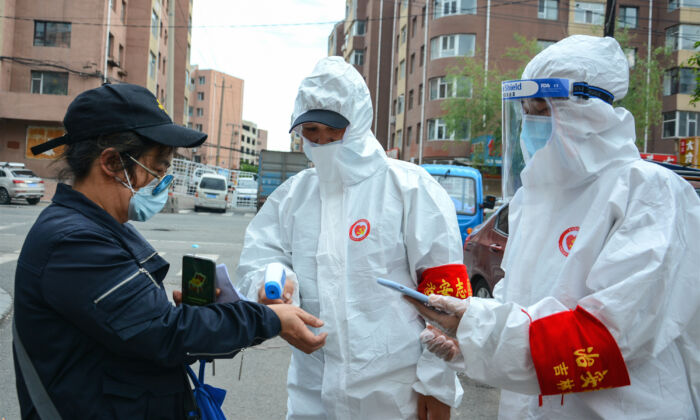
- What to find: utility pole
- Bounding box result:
[226,122,239,169]
[215,80,227,167]
[103,0,112,83]
[604,0,617,37]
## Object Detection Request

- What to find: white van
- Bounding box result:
[194,173,228,212]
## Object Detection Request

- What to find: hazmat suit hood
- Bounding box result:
[519,35,640,189]
[292,57,388,186]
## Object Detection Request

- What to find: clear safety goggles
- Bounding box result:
[126,154,174,195]
[501,78,614,201]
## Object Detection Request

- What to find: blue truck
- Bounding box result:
[257,150,310,210]
[421,164,496,243]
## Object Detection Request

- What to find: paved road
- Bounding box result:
[0,201,499,419]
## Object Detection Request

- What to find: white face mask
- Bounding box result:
[303,137,343,181]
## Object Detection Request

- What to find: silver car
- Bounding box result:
[0,162,45,205]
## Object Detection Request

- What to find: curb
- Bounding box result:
[0,287,12,320]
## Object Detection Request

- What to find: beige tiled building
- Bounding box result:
[187,67,244,169]
[240,120,267,166]
[0,0,194,178]
[336,0,699,165]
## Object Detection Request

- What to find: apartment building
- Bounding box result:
[240,120,265,166]
[336,0,696,165]
[339,0,396,147]
[290,130,303,152]
[0,0,194,178]
[188,68,244,169]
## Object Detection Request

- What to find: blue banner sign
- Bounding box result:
[502,78,571,99]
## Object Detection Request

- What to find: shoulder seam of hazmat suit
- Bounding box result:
[292,56,388,186]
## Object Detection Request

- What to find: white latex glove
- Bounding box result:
[420,325,464,363]
[428,294,469,317]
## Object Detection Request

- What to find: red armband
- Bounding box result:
[417,264,471,299]
[529,306,630,397]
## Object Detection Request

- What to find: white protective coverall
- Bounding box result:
[454,35,700,419]
[236,57,464,419]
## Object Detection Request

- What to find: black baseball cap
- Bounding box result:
[289,109,350,133]
[31,83,207,155]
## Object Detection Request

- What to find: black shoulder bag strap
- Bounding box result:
[13,319,63,420]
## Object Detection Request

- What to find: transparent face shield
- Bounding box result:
[501,78,615,201]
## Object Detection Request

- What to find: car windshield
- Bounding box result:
[12,170,37,178]
[200,178,226,191]
[238,179,257,189]
[431,175,477,215]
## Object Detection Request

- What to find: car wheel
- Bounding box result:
[0,188,10,205]
[26,197,40,205]
[471,278,492,298]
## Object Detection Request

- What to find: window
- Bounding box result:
[406,126,412,146]
[663,111,700,137]
[198,76,206,85]
[33,21,71,47]
[429,76,472,100]
[351,49,364,66]
[417,122,422,142]
[108,33,114,59]
[119,44,124,65]
[619,6,637,28]
[195,123,203,132]
[410,53,415,74]
[430,34,475,59]
[188,106,193,116]
[394,67,398,85]
[197,92,204,100]
[412,16,417,37]
[399,59,405,79]
[396,130,403,150]
[666,25,700,51]
[149,51,156,78]
[397,94,405,114]
[422,7,426,26]
[537,40,556,51]
[420,45,425,66]
[664,68,697,95]
[30,71,68,95]
[408,89,414,109]
[574,2,605,25]
[401,26,407,44]
[434,0,477,18]
[196,108,204,117]
[669,0,700,11]
[121,0,127,22]
[625,48,637,68]
[538,0,558,20]
[427,118,470,140]
[353,19,367,35]
[431,175,477,215]
[151,10,159,37]
[418,83,423,104]
[392,99,397,116]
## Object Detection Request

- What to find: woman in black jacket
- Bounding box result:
[14,83,326,420]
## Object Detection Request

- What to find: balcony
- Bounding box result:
[0,91,72,122]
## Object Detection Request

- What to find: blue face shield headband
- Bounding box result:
[501,78,615,201]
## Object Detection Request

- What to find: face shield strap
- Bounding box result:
[572,82,614,105]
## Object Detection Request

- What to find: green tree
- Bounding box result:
[616,28,669,150]
[239,161,258,173]
[441,34,540,157]
[686,41,700,105]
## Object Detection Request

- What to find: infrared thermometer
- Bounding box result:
[264,263,287,300]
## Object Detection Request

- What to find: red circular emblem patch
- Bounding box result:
[558,226,580,257]
[349,219,370,242]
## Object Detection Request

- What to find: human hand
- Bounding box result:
[258,277,296,305]
[420,325,463,363]
[404,295,467,337]
[172,289,221,306]
[417,393,451,420]
[268,304,327,354]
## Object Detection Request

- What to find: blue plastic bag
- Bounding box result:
[186,360,227,420]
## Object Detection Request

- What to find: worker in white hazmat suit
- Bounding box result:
[236,56,466,419]
[408,35,700,419]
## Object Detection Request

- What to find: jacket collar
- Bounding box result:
[52,183,155,261]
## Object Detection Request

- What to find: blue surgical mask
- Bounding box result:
[118,169,169,222]
[520,115,553,157]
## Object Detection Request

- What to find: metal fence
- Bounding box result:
[170,158,258,209]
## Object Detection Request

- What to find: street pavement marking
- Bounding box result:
[0,252,19,265]
[0,222,28,231]
[178,209,192,214]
